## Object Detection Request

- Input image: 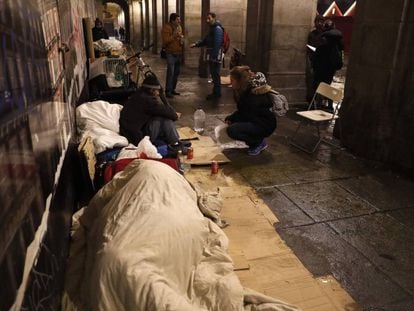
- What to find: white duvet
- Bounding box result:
[63,160,299,311]
[76,100,129,154]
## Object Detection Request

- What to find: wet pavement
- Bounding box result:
[145,52,414,311]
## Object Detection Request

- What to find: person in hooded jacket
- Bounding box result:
[119,74,181,147]
[312,19,344,110]
[224,66,276,156]
[306,15,325,102]
[190,12,224,100]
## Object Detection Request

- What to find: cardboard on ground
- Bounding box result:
[185,166,360,311]
[178,127,200,140]
[180,134,231,165]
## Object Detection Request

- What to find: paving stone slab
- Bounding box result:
[257,187,314,228]
[224,150,294,187]
[328,213,414,295]
[337,174,414,211]
[382,298,414,311]
[277,223,410,308]
[387,207,414,232]
[315,148,376,176]
[279,181,377,222]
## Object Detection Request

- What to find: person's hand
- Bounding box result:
[176,112,182,119]
[189,43,196,48]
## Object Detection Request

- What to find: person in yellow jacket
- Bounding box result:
[161,13,184,98]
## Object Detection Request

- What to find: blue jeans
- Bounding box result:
[144,117,180,145]
[165,53,182,94]
[209,61,221,96]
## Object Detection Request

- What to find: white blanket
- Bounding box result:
[76,100,128,153]
[63,160,299,311]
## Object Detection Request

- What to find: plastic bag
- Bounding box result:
[214,124,248,149]
[136,136,162,159]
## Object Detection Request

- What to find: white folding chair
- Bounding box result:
[288,82,343,153]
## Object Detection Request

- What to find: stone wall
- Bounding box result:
[266,0,317,103]
[339,0,414,174]
[184,0,202,68]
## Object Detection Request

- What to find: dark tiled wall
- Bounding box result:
[0,0,95,309]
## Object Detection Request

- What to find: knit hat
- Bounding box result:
[141,74,161,89]
[251,72,267,88]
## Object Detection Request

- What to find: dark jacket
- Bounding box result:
[307,28,324,62]
[92,27,109,41]
[195,21,224,61]
[119,90,178,145]
[225,85,276,135]
[313,28,343,73]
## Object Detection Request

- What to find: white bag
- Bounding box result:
[214,124,248,149]
[136,136,162,159]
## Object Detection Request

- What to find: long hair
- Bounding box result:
[230,66,254,100]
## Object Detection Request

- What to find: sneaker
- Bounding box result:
[172,91,181,95]
[247,141,268,156]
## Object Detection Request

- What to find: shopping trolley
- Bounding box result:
[88,56,136,101]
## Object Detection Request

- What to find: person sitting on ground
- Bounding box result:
[119,74,185,151]
[225,66,276,156]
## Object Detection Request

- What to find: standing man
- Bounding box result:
[161,13,184,98]
[306,15,325,102]
[313,19,344,111]
[190,12,224,100]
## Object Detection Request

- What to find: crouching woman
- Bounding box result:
[225,66,276,156]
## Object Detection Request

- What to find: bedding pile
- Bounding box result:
[63,160,299,311]
[76,100,128,153]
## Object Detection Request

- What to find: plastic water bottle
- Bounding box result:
[193,109,205,134]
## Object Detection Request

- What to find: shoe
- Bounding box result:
[166,143,180,158]
[206,93,221,100]
[179,140,192,147]
[166,92,174,98]
[247,141,268,156]
[172,91,181,95]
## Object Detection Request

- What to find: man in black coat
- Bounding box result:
[312,19,344,110]
[306,15,325,102]
[119,74,181,147]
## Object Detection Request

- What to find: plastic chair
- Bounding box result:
[288,82,343,153]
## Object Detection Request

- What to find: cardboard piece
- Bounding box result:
[186,165,359,310]
[178,127,200,140]
[229,248,250,271]
[78,136,96,183]
[181,135,231,165]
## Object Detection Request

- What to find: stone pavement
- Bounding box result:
[146,52,414,311]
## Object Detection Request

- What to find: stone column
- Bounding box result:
[266,0,317,103]
[151,0,158,53]
[339,0,414,174]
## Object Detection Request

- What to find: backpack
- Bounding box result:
[221,27,230,54]
[330,44,344,71]
[267,90,289,117]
